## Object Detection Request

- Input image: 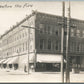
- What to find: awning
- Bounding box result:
[7,57,18,64]
[37,54,66,63]
[3,58,12,64]
[0,59,6,64]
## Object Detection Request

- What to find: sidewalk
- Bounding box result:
[0,68,84,83]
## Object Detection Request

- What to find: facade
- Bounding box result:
[0,11,84,72]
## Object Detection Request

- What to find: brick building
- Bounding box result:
[0,11,84,72]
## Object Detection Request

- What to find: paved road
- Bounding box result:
[0,69,84,83]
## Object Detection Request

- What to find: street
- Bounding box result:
[0,69,84,83]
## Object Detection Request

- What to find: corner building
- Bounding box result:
[0,11,84,72]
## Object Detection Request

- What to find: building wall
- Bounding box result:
[35,12,62,54]
[0,13,36,70]
[1,11,84,70]
[34,12,84,56]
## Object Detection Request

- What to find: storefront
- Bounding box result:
[7,56,19,70]
[0,59,6,68]
[2,58,12,68]
[35,54,66,72]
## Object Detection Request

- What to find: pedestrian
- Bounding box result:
[24,65,27,72]
[31,65,34,72]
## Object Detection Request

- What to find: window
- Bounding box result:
[76,29,80,37]
[56,30,58,36]
[23,31,24,38]
[47,26,51,34]
[77,44,79,52]
[44,24,47,33]
[76,43,81,52]
[55,41,59,51]
[55,28,59,36]
[64,29,67,36]
[70,42,74,52]
[26,42,28,50]
[25,31,27,36]
[39,24,44,33]
[64,31,67,36]
[82,31,84,37]
[64,46,66,51]
[71,29,74,37]
[23,43,24,51]
[19,46,21,52]
[20,34,21,39]
[48,39,51,50]
[40,39,44,50]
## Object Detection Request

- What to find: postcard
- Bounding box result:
[0,0,84,83]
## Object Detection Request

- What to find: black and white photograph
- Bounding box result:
[0,0,84,83]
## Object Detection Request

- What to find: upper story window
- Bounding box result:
[48,39,51,50]
[55,28,59,36]
[71,29,74,37]
[64,29,67,36]
[55,41,59,51]
[76,29,80,37]
[55,30,58,36]
[77,44,80,52]
[47,25,51,34]
[39,24,44,34]
[82,31,84,37]
[25,31,27,36]
[40,39,44,50]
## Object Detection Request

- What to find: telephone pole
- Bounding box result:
[66,1,71,83]
[61,1,65,83]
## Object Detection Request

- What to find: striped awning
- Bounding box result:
[3,58,12,64]
[7,57,18,64]
[0,59,6,64]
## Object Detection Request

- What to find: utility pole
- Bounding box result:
[61,1,65,83]
[66,1,71,83]
[22,26,36,74]
[27,26,30,74]
[34,49,37,71]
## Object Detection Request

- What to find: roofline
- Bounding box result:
[0,11,36,39]
[1,10,84,39]
[37,11,84,22]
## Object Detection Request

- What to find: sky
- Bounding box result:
[0,1,84,35]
